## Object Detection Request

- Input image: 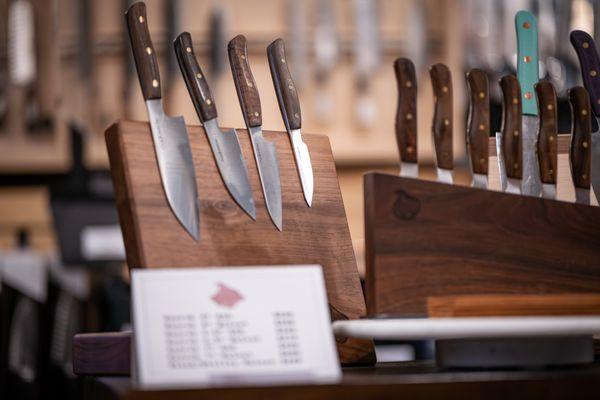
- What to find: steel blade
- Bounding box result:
[146,99,200,240]
[591,119,600,204]
[436,168,453,184]
[471,173,488,189]
[290,129,314,206]
[496,131,507,192]
[400,162,418,178]
[506,178,521,195]
[541,183,557,200]
[575,188,590,205]
[522,115,542,196]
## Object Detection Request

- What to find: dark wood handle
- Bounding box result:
[499,75,522,180]
[535,81,558,185]
[394,58,417,164]
[569,86,592,189]
[466,69,489,175]
[228,34,262,127]
[570,30,600,116]
[267,38,301,131]
[429,63,453,170]
[174,32,217,123]
[125,2,161,100]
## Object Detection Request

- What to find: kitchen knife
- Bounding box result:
[568,86,592,205]
[174,32,256,219]
[228,35,283,231]
[429,63,453,184]
[499,75,523,195]
[313,0,339,124]
[466,68,489,189]
[267,38,314,206]
[569,30,600,204]
[394,58,418,178]
[126,2,200,240]
[534,81,558,200]
[515,10,542,197]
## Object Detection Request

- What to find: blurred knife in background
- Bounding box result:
[568,86,592,205]
[430,63,453,184]
[313,0,339,125]
[286,0,308,89]
[394,58,418,179]
[534,81,558,200]
[466,69,490,189]
[163,0,181,114]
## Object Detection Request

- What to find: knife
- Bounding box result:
[568,86,592,205]
[313,0,339,124]
[174,32,256,219]
[466,68,489,189]
[125,2,200,240]
[515,10,542,197]
[534,81,558,200]
[228,34,283,231]
[267,38,314,206]
[393,58,418,178]
[429,63,453,184]
[569,30,600,204]
[499,75,523,195]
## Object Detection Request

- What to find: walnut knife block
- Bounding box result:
[104,120,374,365]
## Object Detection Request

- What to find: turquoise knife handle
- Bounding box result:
[515,10,539,116]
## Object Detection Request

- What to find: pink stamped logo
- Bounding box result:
[211,283,244,308]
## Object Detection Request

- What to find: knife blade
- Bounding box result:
[429,63,453,184]
[174,32,256,219]
[499,75,523,195]
[267,38,314,207]
[228,35,282,231]
[515,10,542,197]
[126,2,200,240]
[534,81,558,200]
[569,30,600,204]
[568,86,592,205]
[466,68,489,189]
[394,58,418,178]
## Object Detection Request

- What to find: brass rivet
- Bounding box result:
[247,82,253,88]
[146,47,152,55]
[513,130,519,137]
[152,79,159,88]
[254,112,259,117]
[591,70,598,77]
[196,73,202,79]
[480,158,486,165]
[206,99,212,105]
[294,113,300,118]
[524,56,531,63]
[523,21,531,29]
[288,84,294,90]
[443,118,450,126]
[479,124,485,131]
[549,169,553,174]
[583,141,589,148]
[524,92,532,100]
[407,146,414,153]
[582,109,588,116]
[138,16,144,23]
[583,174,588,179]
[479,92,485,99]
[514,163,519,169]
[186,47,192,53]
[549,135,555,142]
[583,42,590,48]
[406,113,413,120]
[547,104,553,110]
[281,58,286,63]
[513,97,519,105]
[442,86,449,93]
[406,81,413,88]
[241,54,246,60]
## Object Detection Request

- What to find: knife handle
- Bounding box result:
[228,34,262,128]
[429,63,453,170]
[570,30,600,116]
[125,2,161,100]
[500,75,523,180]
[515,10,539,116]
[568,87,592,190]
[174,32,217,123]
[394,58,417,164]
[267,38,301,132]
[466,69,489,175]
[535,81,558,185]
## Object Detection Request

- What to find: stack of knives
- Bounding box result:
[395,10,600,207]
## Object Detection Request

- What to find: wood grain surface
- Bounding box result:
[105,120,374,365]
[394,58,417,164]
[267,38,301,132]
[429,63,453,170]
[73,332,132,376]
[569,86,592,190]
[466,69,489,175]
[228,35,262,128]
[500,75,522,179]
[535,81,558,184]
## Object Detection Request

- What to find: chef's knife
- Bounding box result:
[267,38,314,206]
[534,81,558,200]
[394,58,418,178]
[515,10,542,197]
[228,35,282,231]
[175,33,256,219]
[568,86,592,205]
[466,69,489,189]
[429,63,453,184]
[126,2,200,240]
[499,75,523,195]
[570,30,600,204]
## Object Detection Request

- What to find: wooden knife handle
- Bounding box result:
[267,38,301,132]
[228,34,262,128]
[570,30,600,116]
[394,58,417,164]
[568,86,592,189]
[125,2,161,100]
[466,69,489,175]
[535,81,558,185]
[174,32,217,123]
[429,63,453,170]
[515,10,539,116]
[500,75,523,180]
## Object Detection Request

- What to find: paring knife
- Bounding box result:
[515,10,542,197]
[228,35,283,231]
[570,30,600,204]
[466,69,489,189]
[267,38,314,206]
[394,58,418,178]
[534,81,558,200]
[429,63,453,184]
[568,86,592,205]
[126,2,200,240]
[499,75,523,195]
[174,32,256,219]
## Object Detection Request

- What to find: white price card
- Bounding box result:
[131,265,341,390]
